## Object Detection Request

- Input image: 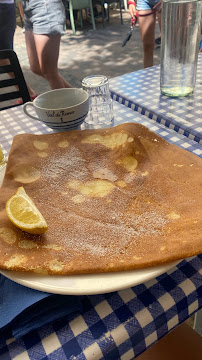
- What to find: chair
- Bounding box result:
[95,0,123,27]
[0,49,30,111]
[138,322,202,360]
[67,0,96,34]
[194,309,202,336]
[123,0,127,10]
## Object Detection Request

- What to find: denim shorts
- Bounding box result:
[0,3,16,50]
[22,0,66,35]
[137,0,159,10]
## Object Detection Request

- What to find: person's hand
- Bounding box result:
[153,0,162,12]
[128,3,137,18]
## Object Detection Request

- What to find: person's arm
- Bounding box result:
[152,0,162,12]
[18,1,24,22]
[128,1,136,18]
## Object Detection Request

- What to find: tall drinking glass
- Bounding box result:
[160,0,201,97]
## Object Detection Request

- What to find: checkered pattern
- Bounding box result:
[0,104,202,360]
[1,256,201,360]
[1,102,202,159]
[109,54,202,144]
[0,106,53,158]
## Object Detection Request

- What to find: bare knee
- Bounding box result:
[30,63,58,80]
[30,64,43,77]
[41,68,58,81]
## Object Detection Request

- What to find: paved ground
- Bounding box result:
[14,7,161,95]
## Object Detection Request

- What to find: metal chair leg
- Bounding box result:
[123,0,128,11]
[89,0,96,31]
[101,0,105,27]
[79,9,83,28]
[69,0,76,34]
[119,0,123,24]
[107,3,110,22]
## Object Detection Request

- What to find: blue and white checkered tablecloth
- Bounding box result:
[1,101,202,159]
[0,103,202,360]
[1,256,201,360]
[109,54,202,144]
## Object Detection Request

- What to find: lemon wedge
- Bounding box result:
[0,145,4,163]
[6,187,48,234]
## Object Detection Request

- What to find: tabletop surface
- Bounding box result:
[0,102,202,360]
[109,54,202,144]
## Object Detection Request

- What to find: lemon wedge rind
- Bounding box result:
[0,146,6,169]
[0,145,4,163]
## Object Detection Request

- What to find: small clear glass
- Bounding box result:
[82,75,114,127]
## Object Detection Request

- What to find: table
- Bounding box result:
[109,54,202,144]
[0,102,202,360]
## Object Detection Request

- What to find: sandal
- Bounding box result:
[155,36,161,47]
[31,94,38,101]
[14,94,38,106]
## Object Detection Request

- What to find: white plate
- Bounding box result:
[0,165,180,295]
[0,161,6,184]
[0,262,180,295]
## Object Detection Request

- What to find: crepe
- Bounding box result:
[0,123,201,275]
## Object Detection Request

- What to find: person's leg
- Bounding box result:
[26,84,37,99]
[155,11,161,46]
[157,11,161,34]
[24,29,43,97]
[18,1,24,22]
[23,0,72,89]
[28,32,71,89]
[24,30,43,77]
[138,11,156,68]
